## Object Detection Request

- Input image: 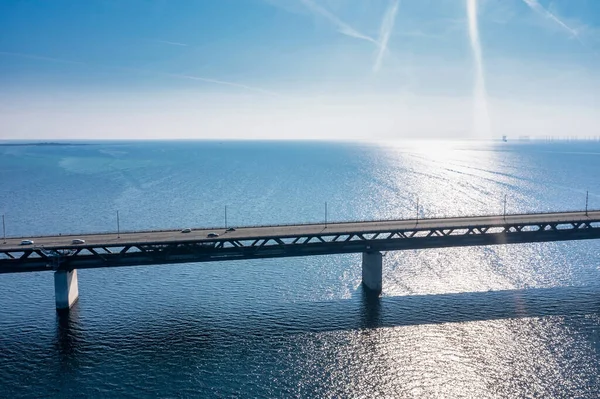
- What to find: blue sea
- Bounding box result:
[1,140,599,398]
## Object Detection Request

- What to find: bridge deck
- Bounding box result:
[2,210,600,250]
[1,210,599,274]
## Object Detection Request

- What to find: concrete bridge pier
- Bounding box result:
[362,251,382,293]
[54,270,79,310]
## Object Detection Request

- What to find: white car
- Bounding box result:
[20,240,34,245]
[72,239,86,244]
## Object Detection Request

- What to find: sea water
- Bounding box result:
[0,140,599,398]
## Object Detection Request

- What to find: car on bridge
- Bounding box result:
[72,239,86,245]
[181,228,192,233]
[20,240,34,245]
[207,232,219,238]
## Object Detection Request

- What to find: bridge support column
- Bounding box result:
[54,270,79,310]
[362,251,382,293]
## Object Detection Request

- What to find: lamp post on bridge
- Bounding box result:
[416,196,419,225]
[325,202,328,227]
[2,214,5,244]
[586,190,589,216]
[117,210,120,239]
[225,205,228,229]
[503,194,507,221]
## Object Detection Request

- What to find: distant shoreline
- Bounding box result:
[0,142,92,147]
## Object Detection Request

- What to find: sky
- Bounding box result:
[0,0,598,140]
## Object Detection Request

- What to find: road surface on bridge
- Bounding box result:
[2,210,599,251]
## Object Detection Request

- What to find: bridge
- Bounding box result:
[1,210,600,310]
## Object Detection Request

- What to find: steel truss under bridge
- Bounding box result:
[1,212,600,274]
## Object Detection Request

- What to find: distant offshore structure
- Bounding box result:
[500,135,537,142]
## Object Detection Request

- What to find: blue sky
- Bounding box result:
[1,0,598,140]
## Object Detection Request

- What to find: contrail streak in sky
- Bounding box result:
[466,0,492,137]
[522,0,578,37]
[298,0,400,71]
[521,0,595,52]
[373,0,400,72]
[156,40,189,47]
[299,0,377,43]
[0,51,86,65]
[0,51,281,96]
[161,72,283,97]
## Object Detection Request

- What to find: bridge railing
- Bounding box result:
[2,208,599,240]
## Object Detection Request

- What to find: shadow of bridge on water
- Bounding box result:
[54,285,600,361]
